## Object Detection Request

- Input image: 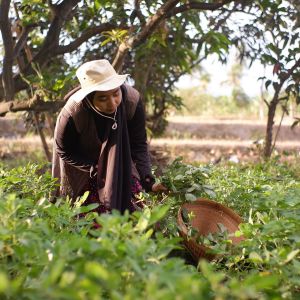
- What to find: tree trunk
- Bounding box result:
[0,0,15,101]
[46,113,55,136]
[33,112,52,162]
[264,94,279,158]
[11,10,52,162]
[112,43,129,72]
[263,59,300,158]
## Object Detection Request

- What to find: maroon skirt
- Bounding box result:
[79,175,144,215]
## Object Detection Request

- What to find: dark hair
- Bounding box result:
[86,91,96,102]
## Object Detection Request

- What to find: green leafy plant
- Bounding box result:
[1,161,299,299]
[160,157,216,201]
[101,29,128,46]
[205,160,300,298]
[147,158,215,237]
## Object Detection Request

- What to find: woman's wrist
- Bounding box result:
[142,175,155,192]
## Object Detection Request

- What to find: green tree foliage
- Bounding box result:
[222,0,300,156]
[0,1,234,119]
[0,0,299,137]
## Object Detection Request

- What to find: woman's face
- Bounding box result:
[92,87,122,114]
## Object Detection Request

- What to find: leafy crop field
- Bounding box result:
[0,159,299,299]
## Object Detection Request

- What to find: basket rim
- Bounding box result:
[177,198,243,237]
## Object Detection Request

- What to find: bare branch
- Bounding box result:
[275,58,300,91]
[168,0,236,17]
[13,24,37,59]
[0,94,65,117]
[133,0,146,24]
[221,7,258,17]
[263,98,270,108]
[270,105,285,155]
[286,58,300,80]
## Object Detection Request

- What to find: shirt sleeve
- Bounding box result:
[127,99,155,192]
[54,111,95,173]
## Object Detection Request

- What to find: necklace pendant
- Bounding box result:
[112,122,117,130]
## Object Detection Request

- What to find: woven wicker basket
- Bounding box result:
[177,198,244,262]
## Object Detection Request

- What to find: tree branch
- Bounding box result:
[54,23,121,55]
[0,0,15,100]
[113,0,181,71]
[13,23,37,59]
[113,0,237,72]
[168,0,236,17]
[133,0,146,25]
[0,95,65,117]
[286,58,300,79]
[33,0,80,65]
[131,0,180,48]
[0,0,82,99]
[276,58,300,92]
[270,108,285,154]
[264,57,300,158]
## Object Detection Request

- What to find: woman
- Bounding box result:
[52,59,165,213]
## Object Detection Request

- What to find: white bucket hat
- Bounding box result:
[69,59,129,103]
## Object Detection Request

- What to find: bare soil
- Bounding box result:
[1,116,300,165]
[151,117,300,164]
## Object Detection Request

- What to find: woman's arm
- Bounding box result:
[127,99,155,191]
[54,112,96,173]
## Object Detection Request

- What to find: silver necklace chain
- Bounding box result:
[85,97,118,130]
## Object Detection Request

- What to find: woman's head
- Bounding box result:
[69,59,128,103]
[88,87,122,114]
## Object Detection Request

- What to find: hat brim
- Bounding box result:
[69,74,129,103]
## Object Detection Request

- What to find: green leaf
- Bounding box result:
[249,252,263,263]
[203,187,216,198]
[244,273,280,290]
[181,207,189,223]
[265,80,272,90]
[101,38,112,46]
[94,0,101,10]
[135,207,151,232]
[48,259,65,284]
[77,203,99,214]
[267,43,280,56]
[85,261,109,280]
[174,174,184,181]
[0,272,9,293]
[149,205,170,226]
[283,249,299,265]
[185,193,197,201]
[199,260,226,285]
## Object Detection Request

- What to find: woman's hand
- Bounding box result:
[151,182,168,193]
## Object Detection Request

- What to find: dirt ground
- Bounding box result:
[1,116,300,166]
[150,116,300,165]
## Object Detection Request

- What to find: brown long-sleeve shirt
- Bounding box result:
[55,99,154,191]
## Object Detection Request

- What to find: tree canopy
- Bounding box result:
[0,0,299,140]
